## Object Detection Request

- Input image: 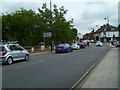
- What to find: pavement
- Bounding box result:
[30,51,51,56]
[78,45,118,88]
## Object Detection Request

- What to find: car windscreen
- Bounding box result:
[72,43,77,45]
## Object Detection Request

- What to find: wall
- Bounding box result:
[100,31,119,38]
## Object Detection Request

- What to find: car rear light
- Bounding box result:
[2,52,7,56]
[73,46,76,47]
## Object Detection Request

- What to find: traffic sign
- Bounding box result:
[43,32,52,37]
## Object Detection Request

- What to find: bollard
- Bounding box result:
[41,45,45,52]
[31,47,34,52]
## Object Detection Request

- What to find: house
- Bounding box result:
[94,24,119,42]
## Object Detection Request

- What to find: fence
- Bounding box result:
[24,45,55,53]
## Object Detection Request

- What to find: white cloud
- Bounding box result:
[77,2,118,34]
[1,1,119,34]
[1,0,119,2]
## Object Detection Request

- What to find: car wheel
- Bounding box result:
[7,57,13,65]
[25,55,29,61]
[66,50,69,53]
[56,51,59,53]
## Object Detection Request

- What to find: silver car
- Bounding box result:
[0,41,29,65]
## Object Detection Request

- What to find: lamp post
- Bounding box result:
[50,0,52,12]
[96,25,99,30]
[104,17,110,42]
[50,0,52,52]
[104,17,109,24]
[91,28,95,40]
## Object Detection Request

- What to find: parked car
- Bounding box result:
[82,41,86,46]
[90,40,94,43]
[71,43,80,50]
[82,40,90,46]
[0,41,29,65]
[93,41,98,43]
[96,41,103,47]
[109,40,117,45]
[55,43,73,53]
[77,43,86,48]
[115,41,120,47]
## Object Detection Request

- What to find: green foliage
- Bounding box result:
[2,4,78,46]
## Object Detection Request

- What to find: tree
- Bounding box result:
[52,4,77,43]
[2,4,78,46]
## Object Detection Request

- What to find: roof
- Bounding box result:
[96,24,117,32]
[0,41,18,45]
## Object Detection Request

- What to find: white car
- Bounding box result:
[96,41,102,47]
[71,43,80,50]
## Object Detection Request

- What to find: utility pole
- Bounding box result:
[50,0,52,52]
[44,31,46,50]
[96,25,100,41]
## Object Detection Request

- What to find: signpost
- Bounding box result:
[43,32,52,51]
[43,32,52,37]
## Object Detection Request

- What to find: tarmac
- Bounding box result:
[79,45,119,88]
[29,44,119,89]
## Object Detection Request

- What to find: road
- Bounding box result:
[2,44,110,88]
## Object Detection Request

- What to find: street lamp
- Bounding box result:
[96,25,99,30]
[104,17,109,24]
[104,17,110,42]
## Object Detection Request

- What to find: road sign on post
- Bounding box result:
[43,32,52,37]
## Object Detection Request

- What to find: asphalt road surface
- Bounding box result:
[2,44,110,88]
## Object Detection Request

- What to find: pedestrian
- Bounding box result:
[87,41,89,46]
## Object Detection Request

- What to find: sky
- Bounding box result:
[1,0,119,35]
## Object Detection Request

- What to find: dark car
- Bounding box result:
[115,41,120,47]
[77,43,86,48]
[55,43,73,53]
[91,40,99,44]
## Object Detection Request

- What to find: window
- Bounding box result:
[11,45,18,50]
[0,46,7,52]
[8,45,24,51]
[17,45,24,50]
[111,28,115,31]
